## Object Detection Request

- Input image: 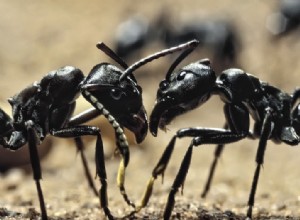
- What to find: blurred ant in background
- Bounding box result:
[114,12,241,74]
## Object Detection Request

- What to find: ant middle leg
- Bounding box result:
[202,128,257,198]
[201,142,225,198]
[201,123,228,198]
[247,109,272,219]
[68,108,103,197]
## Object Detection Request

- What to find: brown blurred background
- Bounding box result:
[0,1,300,219]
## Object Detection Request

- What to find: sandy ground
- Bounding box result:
[1,1,300,219]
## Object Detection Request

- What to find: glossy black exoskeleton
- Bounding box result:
[0,40,199,220]
[139,53,300,219]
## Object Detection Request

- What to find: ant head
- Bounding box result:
[150,59,216,136]
[88,40,199,143]
[82,62,147,143]
[79,42,148,143]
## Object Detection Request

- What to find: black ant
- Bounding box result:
[114,13,241,74]
[0,40,199,220]
[124,43,300,218]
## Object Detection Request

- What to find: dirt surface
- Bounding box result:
[1,1,300,219]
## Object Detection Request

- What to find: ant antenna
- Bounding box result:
[96,42,128,69]
[119,39,199,81]
[165,46,197,80]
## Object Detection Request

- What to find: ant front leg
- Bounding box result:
[81,86,135,209]
[136,127,240,212]
[136,135,179,213]
[69,108,102,197]
[136,128,221,211]
[51,125,115,219]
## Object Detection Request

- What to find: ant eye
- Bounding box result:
[110,88,124,100]
[159,80,169,90]
[177,71,187,81]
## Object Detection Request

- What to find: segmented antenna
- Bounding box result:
[119,39,199,81]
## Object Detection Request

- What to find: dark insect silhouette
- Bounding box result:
[0,40,199,220]
[133,47,300,219]
[114,13,241,74]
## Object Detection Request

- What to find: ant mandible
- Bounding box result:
[0,40,199,220]
[124,44,300,219]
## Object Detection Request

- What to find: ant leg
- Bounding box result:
[164,129,248,219]
[247,109,272,219]
[51,126,115,219]
[163,104,250,219]
[201,143,224,198]
[81,88,135,208]
[137,127,224,211]
[94,131,114,219]
[137,121,246,214]
[201,131,255,198]
[25,120,48,220]
[68,108,101,127]
[74,137,98,196]
[71,104,135,208]
[137,119,246,213]
[136,127,227,211]
[201,103,252,198]
[201,123,228,198]
[136,135,177,212]
[68,109,102,196]
[164,141,193,219]
[200,131,257,198]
